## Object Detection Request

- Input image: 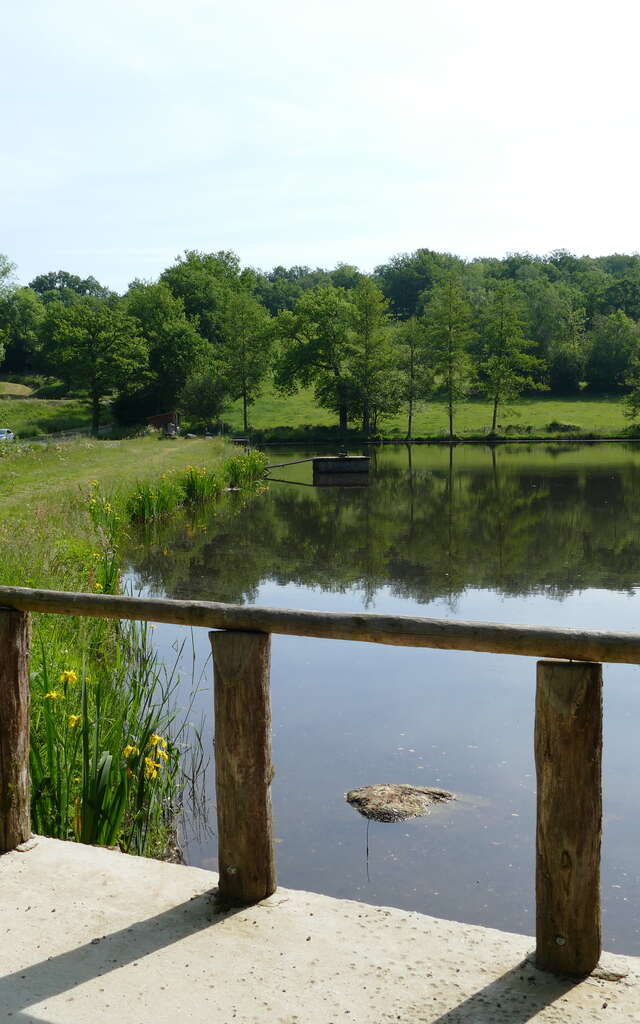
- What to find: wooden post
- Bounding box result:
[535,659,602,975]
[210,629,276,904]
[0,609,31,852]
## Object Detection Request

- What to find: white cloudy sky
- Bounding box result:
[3,0,640,290]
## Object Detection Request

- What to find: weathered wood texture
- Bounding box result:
[210,629,276,904]
[2,585,640,664]
[0,609,31,852]
[535,660,602,975]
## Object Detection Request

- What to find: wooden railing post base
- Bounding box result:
[0,609,31,852]
[535,659,602,975]
[210,629,276,905]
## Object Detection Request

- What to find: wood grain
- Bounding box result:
[535,659,602,975]
[1,585,640,663]
[210,629,276,905]
[0,609,31,852]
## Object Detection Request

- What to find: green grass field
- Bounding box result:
[0,434,232,526]
[225,382,633,439]
[0,391,94,437]
[1,376,635,443]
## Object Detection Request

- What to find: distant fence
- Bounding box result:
[0,583,628,976]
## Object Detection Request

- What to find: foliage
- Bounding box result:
[392,317,433,439]
[160,249,246,345]
[478,283,544,433]
[30,627,182,853]
[0,287,44,373]
[42,298,149,432]
[276,285,355,431]
[347,277,400,433]
[179,354,228,430]
[423,272,475,437]
[9,245,640,439]
[115,280,206,422]
[1,434,264,856]
[219,289,273,432]
[121,451,266,524]
[585,310,640,392]
[29,270,112,305]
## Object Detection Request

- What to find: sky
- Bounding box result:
[3,0,640,292]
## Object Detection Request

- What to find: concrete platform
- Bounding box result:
[1,837,638,1023]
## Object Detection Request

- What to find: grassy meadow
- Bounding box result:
[225,382,633,440]
[1,375,635,443]
[0,393,96,436]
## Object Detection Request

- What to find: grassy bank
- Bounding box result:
[225,384,634,441]
[0,435,266,856]
[0,393,94,436]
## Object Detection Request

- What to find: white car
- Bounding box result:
[0,428,15,442]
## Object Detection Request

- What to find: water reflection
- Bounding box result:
[128,442,640,606]
[125,443,640,954]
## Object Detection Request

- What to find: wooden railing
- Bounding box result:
[0,584,628,976]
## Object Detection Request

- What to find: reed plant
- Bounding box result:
[29,622,186,854]
[125,474,185,524]
[223,450,268,488]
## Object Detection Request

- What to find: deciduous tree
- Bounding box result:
[479,283,543,434]
[43,299,147,433]
[423,273,475,438]
[393,317,432,440]
[219,290,273,434]
[276,285,355,431]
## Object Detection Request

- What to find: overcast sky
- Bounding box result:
[3,0,640,291]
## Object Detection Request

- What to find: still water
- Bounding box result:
[126,443,640,954]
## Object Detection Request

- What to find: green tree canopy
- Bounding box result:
[114,280,206,422]
[423,272,475,438]
[392,317,432,440]
[347,277,399,433]
[179,354,228,431]
[0,287,45,373]
[479,283,543,433]
[276,285,355,431]
[219,289,273,433]
[160,250,245,345]
[29,270,112,305]
[43,298,148,433]
[585,310,640,392]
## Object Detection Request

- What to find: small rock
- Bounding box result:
[346,783,455,822]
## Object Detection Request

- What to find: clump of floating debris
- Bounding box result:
[346,783,455,823]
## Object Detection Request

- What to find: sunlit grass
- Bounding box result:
[0,395,94,436]
[224,381,631,439]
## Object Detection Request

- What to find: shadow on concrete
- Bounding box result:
[422,957,584,1023]
[0,888,237,1021]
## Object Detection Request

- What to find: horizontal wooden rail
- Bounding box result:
[1,584,640,664]
[0,583,615,973]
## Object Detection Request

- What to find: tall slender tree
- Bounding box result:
[220,290,273,433]
[393,317,432,440]
[348,278,398,434]
[479,283,542,434]
[423,273,475,438]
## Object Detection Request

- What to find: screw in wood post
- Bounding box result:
[534,659,602,975]
[0,609,31,852]
[209,629,276,905]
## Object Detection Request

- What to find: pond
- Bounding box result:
[125,442,640,955]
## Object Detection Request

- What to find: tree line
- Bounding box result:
[3,247,640,435]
